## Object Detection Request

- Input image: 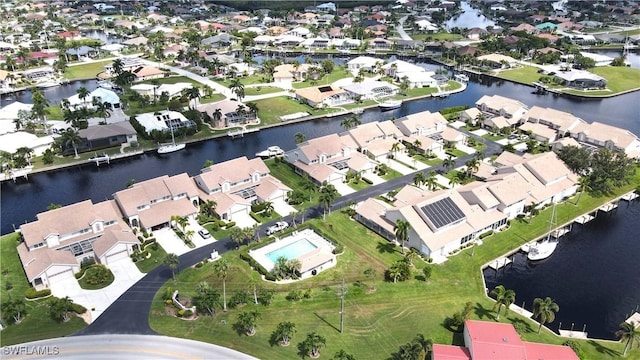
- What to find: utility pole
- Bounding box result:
[339,278,347,333]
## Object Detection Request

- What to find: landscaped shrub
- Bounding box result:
[24,288,51,299]
[229,290,251,309]
[362,177,373,185]
[142,238,156,248]
[239,251,276,281]
[332,244,344,254]
[183,309,193,317]
[84,265,112,285]
[165,299,173,305]
[195,262,204,268]
[177,309,185,317]
[225,221,236,229]
[71,303,87,314]
[249,212,262,222]
[479,230,494,239]
[251,203,268,213]
[286,290,303,302]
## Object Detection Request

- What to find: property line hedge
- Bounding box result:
[24,288,51,299]
[239,251,277,281]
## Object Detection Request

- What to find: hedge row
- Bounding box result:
[479,230,494,239]
[239,251,277,281]
[25,288,51,299]
[251,202,268,213]
[249,212,262,223]
[362,177,373,185]
[71,303,87,314]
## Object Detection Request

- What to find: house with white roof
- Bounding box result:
[284,133,378,185]
[393,110,454,156]
[520,106,584,136]
[134,110,195,134]
[346,56,380,73]
[342,80,398,100]
[553,69,606,89]
[193,156,291,222]
[197,100,257,128]
[383,60,437,88]
[113,173,200,231]
[17,199,139,289]
[64,87,121,110]
[0,101,33,134]
[0,131,55,157]
[130,82,193,100]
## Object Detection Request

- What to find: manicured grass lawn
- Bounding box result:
[78,266,114,290]
[445,149,468,158]
[200,93,226,104]
[64,60,112,80]
[411,33,465,41]
[494,65,542,85]
[45,105,63,120]
[482,133,505,142]
[245,86,283,96]
[381,168,403,181]
[265,159,320,210]
[254,96,333,126]
[213,74,269,87]
[581,66,640,93]
[291,68,352,89]
[348,179,370,191]
[0,233,87,346]
[138,76,204,87]
[135,244,168,273]
[149,168,640,359]
[403,86,439,98]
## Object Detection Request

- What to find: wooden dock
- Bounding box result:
[487,257,512,270]
[551,226,571,238]
[598,202,618,213]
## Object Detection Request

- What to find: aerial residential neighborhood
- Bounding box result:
[1,1,639,359]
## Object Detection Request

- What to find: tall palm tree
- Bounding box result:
[229,78,245,101]
[163,253,180,280]
[426,171,438,191]
[394,219,410,255]
[77,87,91,109]
[341,114,361,130]
[211,108,223,126]
[183,86,201,109]
[245,102,259,115]
[58,128,82,159]
[318,184,338,219]
[443,155,456,173]
[449,176,461,189]
[30,88,49,127]
[616,321,640,356]
[112,58,124,76]
[413,172,426,187]
[391,142,401,157]
[213,257,230,312]
[302,332,326,358]
[93,101,111,123]
[465,158,480,177]
[200,199,217,217]
[302,175,317,202]
[532,297,560,334]
[490,285,516,320]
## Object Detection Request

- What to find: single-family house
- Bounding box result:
[193,156,292,221]
[64,87,121,110]
[134,110,195,134]
[342,80,398,100]
[76,121,138,153]
[520,106,584,136]
[344,120,402,161]
[347,56,381,73]
[295,85,352,108]
[553,69,606,89]
[132,66,165,82]
[476,53,518,69]
[0,131,55,157]
[113,173,200,231]
[17,199,139,289]
[197,100,257,128]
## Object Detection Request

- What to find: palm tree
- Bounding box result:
[443,155,456,173]
[465,158,480,177]
[213,257,230,312]
[574,176,591,205]
[77,87,91,109]
[333,349,356,360]
[263,201,274,216]
[30,89,49,127]
[295,132,307,144]
[236,310,261,336]
[246,102,259,115]
[394,219,410,255]
[183,86,201,109]
[229,78,245,101]
[426,171,438,191]
[391,142,401,157]
[318,184,338,219]
[490,285,516,320]
[616,321,640,356]
[93,101,111,123]
[211,108,223,126]
[112,58,124,76]
[301,332,326,358]
[394,341,423,360]
[341,114,361,130]
[412,139,422,150]
[14,147,34,167]
[163,253,180,280]
[200,199,217,218]
[302,175,317,202]
[273,321,296,346]
[532,297,560,334]
[449,176,461,189]
[413,172,426,187]
[58,128,82,159]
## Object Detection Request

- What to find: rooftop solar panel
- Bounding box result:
[420,197,465,229]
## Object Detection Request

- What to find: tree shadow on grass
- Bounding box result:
[314,312,340,333]
[376,241,396,254]
[587,340,620,357]
[231,321,246,336]
[508,316,534,335]
[451,331,465,346]
[474,302,494,320]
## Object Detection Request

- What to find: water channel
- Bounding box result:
[2,53,639,341]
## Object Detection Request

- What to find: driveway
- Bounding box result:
[272,198,297,217]
[232,211,257,229]
[186,217,217,248]
[332,180,356,196]
[154,227,191,256]
[49,258,143,323]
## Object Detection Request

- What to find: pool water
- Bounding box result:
[266,239,317,263]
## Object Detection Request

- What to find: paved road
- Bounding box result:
[78,131,502,336]
[397,15,413,41]
[141,59,234,98]
[0,335,258,360]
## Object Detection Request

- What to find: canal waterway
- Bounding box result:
[445,1,496,30]
[484,203,640,340]
[1,67,639,342]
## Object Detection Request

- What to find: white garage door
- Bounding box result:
[48,268,74,281]
[106,250,129,264]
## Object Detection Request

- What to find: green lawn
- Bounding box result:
[254,96,333,126]
[212,74,271,87]
[291,68,352,89]
[381,168,403,181]
[410,33,465,41]
[348,179,370,191]
[148,170,640,359]
[46,105,63,120]
[494,65,543,85]
[245,86,284,96]
[138,76,203,87]
[78,266,115,290]
[135,244,168,273]
[585,66,640,93]
[64,60,113,80]
[265,159,320,210]
[0,233,87,346]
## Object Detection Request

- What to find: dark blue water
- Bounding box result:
[484,203,640,340]
[1,80,99,105]
[445,1,496,30]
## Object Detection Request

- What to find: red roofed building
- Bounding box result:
[56,30,81,39]
[431,320,579,360]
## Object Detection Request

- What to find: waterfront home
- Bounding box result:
[134,110,195,134]
[17,200,140,290]
[113,173,200,231]
[520,106,584,136]
[459,108,482,125]
[475,95,528,120]
[64,87,121,110]
[552,69,606,89]
[393,110,449,154]
[476,53,518,69]
[273,63,315,83]
[295,85,352,108]
[0,131,55,157]
[104,57,146,76]
[131,82,193,100]
[201,33,237,47]
[518,122,558,142]
[132,66,166,82]
[355,185,508,262]
[0,101,33,134]
[193,156,291,222]
[482,115,519,132]
[284,133,377,185]
[197,100,257,128]
[431,320,579,359]
[20,66,56,83]
[76,121,138,153]
[342,80,398,100]
[569,121,640,159]
[383,60,437,88]
[346,56,380,73]
[344,120,402,161]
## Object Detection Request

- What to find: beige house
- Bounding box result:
[570,121,640,159]
[345,120,402,161]
[394,110,450,156]
[197,100,257,128]
[193,156,292,222]
[295,85,352,108]
[113,174,200,231]
[521,106,584,136]
[475,95,528,120]
[519,122,558,143]
[284,133,377,185]
[17,200,139,289]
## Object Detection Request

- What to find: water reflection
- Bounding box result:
[445,1,496,30]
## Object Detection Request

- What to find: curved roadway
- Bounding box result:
[0,335,258,360]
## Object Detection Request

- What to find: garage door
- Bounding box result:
[48,268,74,281]
[106,250,129,264]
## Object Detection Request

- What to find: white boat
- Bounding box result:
[157,126,185,154]
[378,99,402,110]
[527,239,558,261]
[89,153,110,165]
[255,146,284,158]
[454,73,469,82]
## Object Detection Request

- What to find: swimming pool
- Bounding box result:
[266,239,317,263]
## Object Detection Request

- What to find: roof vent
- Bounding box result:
[502,337,508,343]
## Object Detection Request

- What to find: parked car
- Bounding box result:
[266,221,289,235]
[198,228,211,239]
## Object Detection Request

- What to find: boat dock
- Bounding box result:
[558,329,589,339]
[621,191,639,202]
[90,154,110,166]
[551,226,571,238]
[487,257,512,270]
[625,312,640,326]
[227,127,259,138]
[598,202,618,213]
[574,213,595,225]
